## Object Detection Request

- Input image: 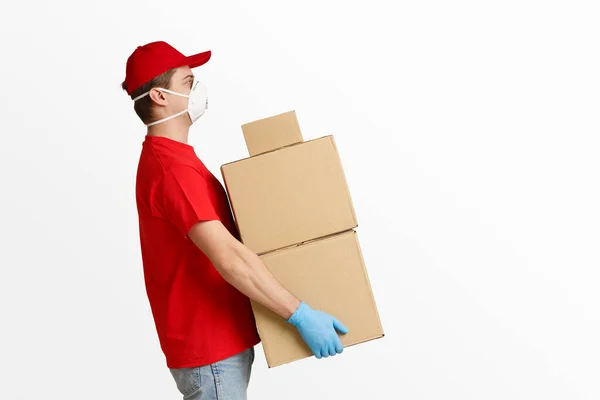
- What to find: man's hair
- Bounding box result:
[122,68,177,124]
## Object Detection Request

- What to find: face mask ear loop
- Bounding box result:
[132,88,189,102]
[146,109,189,127]
[133,87,192,126]
[132,91,149,102]
[157,88,190,98]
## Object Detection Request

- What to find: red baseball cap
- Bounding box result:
[124,41,211,95]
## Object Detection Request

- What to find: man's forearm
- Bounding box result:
[215,242,300,320]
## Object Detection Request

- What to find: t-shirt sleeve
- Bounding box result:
[159,165,220,236]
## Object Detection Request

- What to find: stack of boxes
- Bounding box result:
[220,110,384,367]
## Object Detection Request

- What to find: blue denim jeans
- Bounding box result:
[169,347,255,400]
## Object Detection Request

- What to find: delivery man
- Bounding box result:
[122,41,349,399]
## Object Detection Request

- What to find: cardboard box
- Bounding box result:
[241,110,303,157]
[221,136,358,255]
[251,230,384,367]
[223,111,383,367]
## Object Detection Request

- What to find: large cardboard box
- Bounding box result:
[221,135,358,255]
[251,230,384,367]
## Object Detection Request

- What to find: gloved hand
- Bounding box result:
[287,301,349,359]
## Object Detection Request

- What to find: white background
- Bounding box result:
[1,0,599,399]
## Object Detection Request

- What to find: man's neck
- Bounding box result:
[146,118,191,144]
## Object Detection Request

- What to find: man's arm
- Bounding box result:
[187,220,300,319]
[187,220,349,358]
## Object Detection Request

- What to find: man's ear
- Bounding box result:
[148,88,168,106]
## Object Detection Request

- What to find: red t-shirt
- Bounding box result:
[135,135,260,368]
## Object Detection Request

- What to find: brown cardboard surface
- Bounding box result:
[241,110,303,157]
[251,230,384,367]
[221,135,358,255]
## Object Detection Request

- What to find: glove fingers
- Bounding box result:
[307,341,321,359]
[328,345,337,357]
[321,346,330,358]
[334,336,344,354]
[332,317,349,334]
[314,347,323,359]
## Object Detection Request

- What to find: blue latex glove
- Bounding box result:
[287,301,349,359]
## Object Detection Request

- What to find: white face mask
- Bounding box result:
[132,80,208,127]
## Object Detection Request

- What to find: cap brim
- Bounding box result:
[186,50,212,68]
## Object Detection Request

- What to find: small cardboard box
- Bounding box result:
[221,135,358,255]
[241,110,303,157]
[251,230,384,367]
